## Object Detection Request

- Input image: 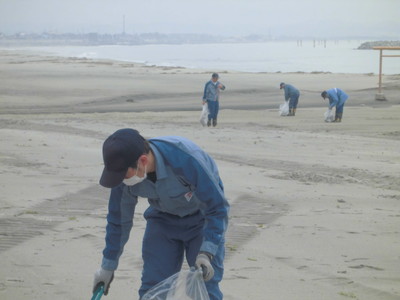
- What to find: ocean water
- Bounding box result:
[23,40,400,74]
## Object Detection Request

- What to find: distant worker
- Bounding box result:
[321,88,349,122]
[202,73,226,127]
[280,82,300,116]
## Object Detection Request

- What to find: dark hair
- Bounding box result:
[129,140,151,168]
[321,91,327,98]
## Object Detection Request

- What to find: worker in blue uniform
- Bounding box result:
[92,128,229,300]
[203,73,226,127]
[280,82,300,116]
[321,88,349,122]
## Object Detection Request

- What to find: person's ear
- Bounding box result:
[138,154,148,166]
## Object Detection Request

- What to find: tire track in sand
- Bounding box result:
[0,187,285,258]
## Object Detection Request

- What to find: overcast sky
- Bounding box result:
[1,0,399,38]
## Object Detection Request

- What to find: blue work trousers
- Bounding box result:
[336,102,345,114]
[207,100,219,121]
[139,207,225,300]
[289,94,299,109]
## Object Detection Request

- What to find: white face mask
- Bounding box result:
[123,164,147,186]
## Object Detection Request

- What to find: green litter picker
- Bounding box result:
[91,283,104,300]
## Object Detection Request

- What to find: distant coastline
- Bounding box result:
[0,32,398,48]
[0,32,272,47]
[357,40,400,49]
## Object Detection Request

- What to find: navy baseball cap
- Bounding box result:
[100,128,145,188]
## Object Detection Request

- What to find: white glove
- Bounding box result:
[93,268,114,295]
[195,253,214,281]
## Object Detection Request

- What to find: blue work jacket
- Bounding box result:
[101,136,229,270]
[202,80,225,102]
[283,84,300,101]
[326,88,348,109]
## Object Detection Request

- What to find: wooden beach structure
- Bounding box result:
[373,46,400,100]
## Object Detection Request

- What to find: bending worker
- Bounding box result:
[202,73,226,127]
[280,82,300,116]
[93,128,229,300]
[321,88,349,122]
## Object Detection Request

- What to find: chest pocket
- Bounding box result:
[158,174,200,215]
[168,176,194,199]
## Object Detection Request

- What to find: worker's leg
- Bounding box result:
[183,214,205,266]
[336,103,344,122]
[139,209,205,298]
[139,209,184,298]
[292,94,299,116]
[206,101,214,126]
[288,98,294,116]
[207,101,217,122]
[213,101,220,126]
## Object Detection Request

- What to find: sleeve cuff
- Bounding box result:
[200,240,218,257]
[101,257,118,271]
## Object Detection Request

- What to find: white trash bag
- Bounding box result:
[199,104,209,126]
[279,101,289,116]
[324,109,335,122]
[142,268,210,300]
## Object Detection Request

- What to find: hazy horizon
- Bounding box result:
[1,0,399,39]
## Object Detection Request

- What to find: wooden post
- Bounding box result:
[378,49,383,94]
[373,46,400,101]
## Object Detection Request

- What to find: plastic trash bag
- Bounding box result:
[324,109,335,122]
[142,268,210,300]
[279,101,289,116]
[199,104,209,126]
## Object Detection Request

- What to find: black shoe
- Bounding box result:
[212,120,217,127]
[207,120,211,127]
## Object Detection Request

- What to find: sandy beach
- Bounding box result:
[0,49,399,300]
